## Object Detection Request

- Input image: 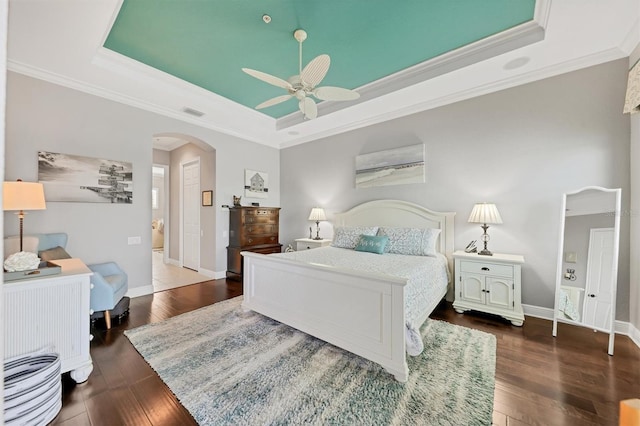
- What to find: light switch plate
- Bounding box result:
[128,236,141,245]
[564,251,577,263]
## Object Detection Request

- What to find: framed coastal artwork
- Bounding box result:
[38,151,133,203]
[244,169,269,199]
[355,144,425,188]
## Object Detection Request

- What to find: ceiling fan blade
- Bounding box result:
[301,54,330,88]
[255,94,293,109]
[314,86,360,101]
[242,68,292,90]
[299,97,317,120]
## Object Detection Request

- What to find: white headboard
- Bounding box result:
[332,199,456,274]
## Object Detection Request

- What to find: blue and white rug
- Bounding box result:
[125,297,496,425]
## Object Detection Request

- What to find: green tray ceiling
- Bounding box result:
[104,0,535,119]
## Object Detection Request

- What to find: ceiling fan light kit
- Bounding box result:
[242,28,360,120]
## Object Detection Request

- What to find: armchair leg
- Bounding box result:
[104,310,111,330]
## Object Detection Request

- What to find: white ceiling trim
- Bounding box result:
[279,46,628,149]
[7,57,280,148]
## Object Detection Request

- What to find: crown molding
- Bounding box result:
[280,47,626,149]
[6,58,281,148]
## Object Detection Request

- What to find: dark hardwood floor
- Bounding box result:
[52,279,639,426]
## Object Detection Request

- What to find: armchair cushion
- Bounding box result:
[38,246,71,262]
[88,262,128,312]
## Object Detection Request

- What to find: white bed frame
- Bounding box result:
[241,199,455,382]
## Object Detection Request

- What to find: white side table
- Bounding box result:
[295,238,332,251]
[452,250,525,326]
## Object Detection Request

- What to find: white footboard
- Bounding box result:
[242,251,409,382]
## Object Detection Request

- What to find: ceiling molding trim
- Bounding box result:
[6,59,281,149]
[277,19,546,130]
[533,0,552,30]
[92,48,249,113]
[279,47,626,149]
[619,18,640,55]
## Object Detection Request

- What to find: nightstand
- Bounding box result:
[295,238,332,251]
[452,250,525,326]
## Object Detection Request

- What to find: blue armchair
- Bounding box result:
[4,233,129,330]
[88,262,129,329]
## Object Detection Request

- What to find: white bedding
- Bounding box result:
[271,246,449,328]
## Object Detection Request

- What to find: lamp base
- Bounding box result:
[313,237,323,240]
[478,249,493,256]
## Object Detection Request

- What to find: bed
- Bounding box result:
[241,199,455,382]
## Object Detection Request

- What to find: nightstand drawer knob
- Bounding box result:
[481,267,490,271]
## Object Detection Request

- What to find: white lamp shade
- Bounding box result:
[308,207,326,221]
[3,181,47,211]
[468,203,502,224]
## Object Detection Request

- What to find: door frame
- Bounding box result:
[152,163,170,264]
[180,158,201,270]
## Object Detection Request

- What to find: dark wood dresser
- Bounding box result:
[226,206,282,281]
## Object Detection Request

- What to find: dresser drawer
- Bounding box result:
[251,246,282,255]
[244,224,277,235]
[460,260,513,278]
[242,212,278,225]
[242,234,279,246]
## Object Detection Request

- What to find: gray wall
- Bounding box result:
[5,72,280,292]
[630,42,640,333]
[280,59,631,319]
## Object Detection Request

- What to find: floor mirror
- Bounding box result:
[552,186,621,355]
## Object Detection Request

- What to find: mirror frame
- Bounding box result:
[552,186,621,355]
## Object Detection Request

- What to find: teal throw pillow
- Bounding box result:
[354,235,389,254]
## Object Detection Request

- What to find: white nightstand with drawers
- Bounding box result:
[295,238,332,251]
[452,250,525,326]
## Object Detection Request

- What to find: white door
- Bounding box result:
[582,228,614,330]
[182,160,200,271]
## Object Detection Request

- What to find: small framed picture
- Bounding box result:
[202,190,213,207]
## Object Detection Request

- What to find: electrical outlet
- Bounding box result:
[128,236,141,245]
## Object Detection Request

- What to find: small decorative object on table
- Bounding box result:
[4,251,40,272]
[233,195,242,207]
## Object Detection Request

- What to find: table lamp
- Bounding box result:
[3,179,47,251]
[468,202,502,256]
[308,207,326,240]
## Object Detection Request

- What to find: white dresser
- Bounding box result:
[295,238,332,251]
[3,258,94,383]
[452,251,525,326]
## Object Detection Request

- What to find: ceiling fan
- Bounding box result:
[242,29,360,120]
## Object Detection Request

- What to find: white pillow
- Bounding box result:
[331,226,379,249]
[377,227,441,256]
[4,236,40,259]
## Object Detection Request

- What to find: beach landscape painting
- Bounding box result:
[38,151,133,203]
[355,144,425,188]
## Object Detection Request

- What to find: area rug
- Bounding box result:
[125,297,496,425]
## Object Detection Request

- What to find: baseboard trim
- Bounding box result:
[630,323,640,348]
[214,270,227,280]
[522,303,640,349]
[126,284,154,299]
[198,267,216,279]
